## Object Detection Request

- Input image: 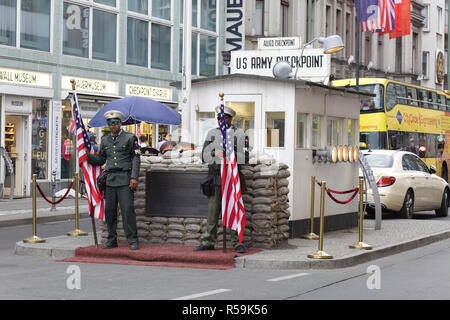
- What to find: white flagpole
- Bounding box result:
[181,0,192,143]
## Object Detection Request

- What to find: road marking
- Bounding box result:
[267,273,309,282]
[172,289,231,300]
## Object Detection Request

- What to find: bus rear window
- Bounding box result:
[360,131,388,150]
[346,84,384,112]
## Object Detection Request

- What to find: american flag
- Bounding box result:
[360,0,396,33]
[360,0,382,32]
[73,92,105,220]
[219,102,246,243]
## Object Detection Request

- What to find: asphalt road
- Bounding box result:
[1,216,450,303]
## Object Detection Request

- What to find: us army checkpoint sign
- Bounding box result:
[230,48,331,83]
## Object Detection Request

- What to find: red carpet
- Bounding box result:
[59,243,260,270]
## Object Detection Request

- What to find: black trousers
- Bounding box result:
[104,185,138,244]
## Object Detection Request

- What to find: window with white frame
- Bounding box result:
[311,114,322,148]
[326,118,341,147]
[437,6,443,34]
[179,0,218,76]
[281,0,289,36]
[297,113,308,148]
[422,5,429,31]
[125,0,173,70]
[422,51,429,79]
[1,0,51,51]
[63,0,118,62]
[266,112,285,148]
[347,119,357,146]
[254,0,264,36]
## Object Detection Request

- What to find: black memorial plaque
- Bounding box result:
[146,171,209,218]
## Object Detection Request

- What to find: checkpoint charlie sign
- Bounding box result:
[230,48,331,82]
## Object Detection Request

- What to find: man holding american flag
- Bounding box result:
[195,103,249,253]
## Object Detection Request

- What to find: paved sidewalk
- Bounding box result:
[0,196,89,227]
[9,198,450,269]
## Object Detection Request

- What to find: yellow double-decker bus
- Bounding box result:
[332,78,450,181]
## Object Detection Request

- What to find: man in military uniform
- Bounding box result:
[86,110,141,250]
[195,105,249,253]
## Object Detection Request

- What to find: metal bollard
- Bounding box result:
[50,170,57,211]
[349,178,372,250]
[67,173,88,237]
[23,174,46,243]
[307,181,333,259]
[302,176,319,240]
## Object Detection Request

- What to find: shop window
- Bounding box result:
[266,112,285,148]
[297,113,307,148]
[20,0,50,52]
[32,99,49,180]
[127,17,148,67]
[311,114,322,148]
[60,100,76,180]
[0,0,16,47]
[326,118,341,147]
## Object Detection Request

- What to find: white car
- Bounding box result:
[362,150,449,219]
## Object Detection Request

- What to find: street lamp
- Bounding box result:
[293,35,344,80]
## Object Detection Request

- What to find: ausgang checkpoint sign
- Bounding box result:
[230,49,331,82]
[258,37,301,50]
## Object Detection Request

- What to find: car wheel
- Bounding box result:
[399,190,414,219]
[435,189,449,217]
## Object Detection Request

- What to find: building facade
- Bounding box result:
[243,0,446,90]
[0,0,225,197]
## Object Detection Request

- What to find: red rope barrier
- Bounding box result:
[36,181,74,205]
[326,189,359,204]
[316,181,360,204]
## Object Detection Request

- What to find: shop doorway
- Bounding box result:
[4,115,29,198]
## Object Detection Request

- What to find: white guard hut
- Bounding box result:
[172,74,372,237]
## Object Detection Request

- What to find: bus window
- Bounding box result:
[406,87,418,106]
[395,84,408,105]
[418,90,428,108]
[429,91,438,109]
[439,95,447,111]
[360,131,387,150]
[447,97,450,112]
[346,84,384,112]
[386,83,396,111]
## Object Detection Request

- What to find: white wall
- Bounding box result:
[189,76,363,223]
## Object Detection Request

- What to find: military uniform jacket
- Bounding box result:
[87,131,141,187]
[201,125,249,186]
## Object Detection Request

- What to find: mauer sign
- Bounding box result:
[230,49,331,82]
[225,0,245,52]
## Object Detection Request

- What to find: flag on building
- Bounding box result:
[73,92,105,220]
[388,0,411,39]
[379,0,396,33]
[219,102,246,243]
[360,0,382,32]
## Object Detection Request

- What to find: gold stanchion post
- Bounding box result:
[67,173,88,237]
[307,181,333,259]
[349,178,372,250]
[302,176,319,240]
[23,174,46,243]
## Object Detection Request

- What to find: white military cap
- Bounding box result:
[104,110,124,121]
[215,105,236,117]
